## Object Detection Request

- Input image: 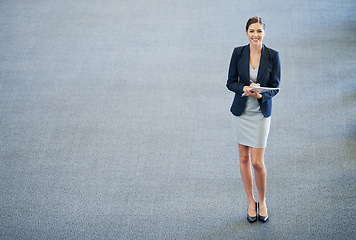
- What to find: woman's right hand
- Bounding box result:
[243,85,251,94]
[243,82,259,94]
[243,84,262,99]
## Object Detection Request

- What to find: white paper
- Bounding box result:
[241,86,280,97]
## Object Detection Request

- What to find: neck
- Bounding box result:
[250,43,263,54]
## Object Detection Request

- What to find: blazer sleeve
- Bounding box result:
[226,47,246,96]
[258,51,281,104]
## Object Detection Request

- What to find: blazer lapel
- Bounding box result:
[257,44,269,83]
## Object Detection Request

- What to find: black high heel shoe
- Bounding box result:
[247,202,257,223]
[257,202,269,223]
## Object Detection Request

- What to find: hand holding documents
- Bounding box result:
[241,86,280,97]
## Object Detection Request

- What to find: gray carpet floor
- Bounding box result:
[1,0,355,239]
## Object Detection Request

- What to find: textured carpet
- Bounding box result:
[1,0,355,239]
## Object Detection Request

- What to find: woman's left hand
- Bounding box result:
[249,91,262,99]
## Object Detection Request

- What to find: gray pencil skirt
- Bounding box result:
[232,97,271,148]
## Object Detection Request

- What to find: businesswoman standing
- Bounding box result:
[226,16,281,223]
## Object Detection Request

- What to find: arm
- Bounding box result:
[226,48,246,96]
[258,51,281,103]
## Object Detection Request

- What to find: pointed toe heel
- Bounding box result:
[247,201,257,223]
[258,214,269,223]
[257,202,269,223]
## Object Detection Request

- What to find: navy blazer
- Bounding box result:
[226,44,281,117]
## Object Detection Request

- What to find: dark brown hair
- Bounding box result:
[246,16,265,31]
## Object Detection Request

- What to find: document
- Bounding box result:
[241,86,280,97]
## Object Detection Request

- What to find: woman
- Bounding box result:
[226,16,281,223]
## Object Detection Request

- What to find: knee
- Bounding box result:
[252,161,265,171]
[239,154,250,164]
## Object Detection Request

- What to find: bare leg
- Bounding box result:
[251,147,267,216]
[238,144,256,216]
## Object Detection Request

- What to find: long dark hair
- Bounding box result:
[246,16,265,31]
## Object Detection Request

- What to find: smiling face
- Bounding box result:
[246,23,266,46]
